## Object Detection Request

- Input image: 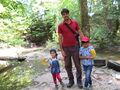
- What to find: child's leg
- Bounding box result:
[56,73,64,87]
[83,65,88,87]
[86,65,93,85]
[56,73,62,82]
[52,74,57,85]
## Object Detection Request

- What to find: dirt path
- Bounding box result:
[0,47,120,90]
[23,66,120,90]
[21,47,120,90]
[22,49,120,90]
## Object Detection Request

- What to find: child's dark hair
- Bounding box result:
[81,41,89,44]
[61,8,69,15]
[50,49,58,58]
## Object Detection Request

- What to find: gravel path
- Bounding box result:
[0,47,120,90]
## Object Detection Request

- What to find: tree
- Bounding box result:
[0,0,29,46]
[87,0,120,47]
[79,0,90,37]
[101,0,120,43]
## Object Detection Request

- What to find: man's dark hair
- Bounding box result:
[61,8,69,15]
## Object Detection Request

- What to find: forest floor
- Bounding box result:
[22,47,120,90]
[0,46,120,90]
[23,65,120,90]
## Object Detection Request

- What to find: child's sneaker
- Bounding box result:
[60,81,64,87]
[88,84,93,90]
[83,87,89,90]
[55,84,59,89]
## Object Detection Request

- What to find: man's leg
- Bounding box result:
[71,46,83,88]
[63,47,74,88]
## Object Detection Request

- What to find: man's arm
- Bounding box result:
[58,33,66,57]
[58,33,63,50]
[78,29,84,39]
[75,21,84,39]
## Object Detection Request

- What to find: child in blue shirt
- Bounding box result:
[79,36,96,89]
[48,49,64,89]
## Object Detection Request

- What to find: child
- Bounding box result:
[79,36,96,89]
[48,49,64,89]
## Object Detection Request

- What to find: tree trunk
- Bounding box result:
[79,0,90,37]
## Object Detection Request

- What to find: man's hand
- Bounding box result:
[61,50,66,57]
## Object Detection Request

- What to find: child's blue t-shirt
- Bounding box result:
[79,45,94,66]
[48,58,60,74]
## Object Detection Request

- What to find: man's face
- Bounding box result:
[62,13,69,21]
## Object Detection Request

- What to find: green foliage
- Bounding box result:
[89,0,120,48]
[0,64,33,90]
[0,0,120,48]
[91,26,110,48]
[45,40,59,50]
[0,59,45,90]
[27,15,55,45]
[0,29,26,46]
[0,0,30,46]
[24,0,58,46]
[59,0,81,23]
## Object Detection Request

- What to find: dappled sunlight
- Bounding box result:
[0,4,5,13]
[0,0,120,89]
[0,47,21,58]
[0,61,8,66]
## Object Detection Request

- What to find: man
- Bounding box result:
[58,8,84,88]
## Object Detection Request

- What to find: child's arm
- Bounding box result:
[80,49,96,59]
[79,48,85,59]
[80,56,93,59]
[86,49,96,59]
[48,63,51,68]
[80,55,88,59]
[80,55,94,59]
[47,59,52,68]
[90,49,96,58]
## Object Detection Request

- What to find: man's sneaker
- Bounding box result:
[77,81,83,89]
[60,81,64,87]
[78,84,83,89]
[55,84,58,89]
[67,81,74,88]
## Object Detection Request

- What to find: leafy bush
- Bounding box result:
[45,40,59,50]
[90,25,115,48]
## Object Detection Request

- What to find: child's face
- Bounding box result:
[82,42,89,48]
[50,51,56,58]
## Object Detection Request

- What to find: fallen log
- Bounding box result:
[0,56,26,62]
[94,59,106,67]
[107,60,120,72]
[0,65,16,74]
